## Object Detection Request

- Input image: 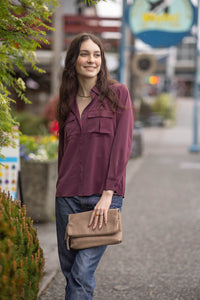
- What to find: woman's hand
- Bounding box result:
[89,190,114,230]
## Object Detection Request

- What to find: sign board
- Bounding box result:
[125,0,196,48]
[0,138,20,200]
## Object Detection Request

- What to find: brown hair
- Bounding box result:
[57,33,119,135]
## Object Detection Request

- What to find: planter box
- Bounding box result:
[21,160,57,222]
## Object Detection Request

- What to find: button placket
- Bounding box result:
[78,127,84,195]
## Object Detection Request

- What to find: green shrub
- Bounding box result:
[151,93,176,122]
[12,111,49,135]
[0,191,44,300]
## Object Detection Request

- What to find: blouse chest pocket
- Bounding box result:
[65,114,79,137]
[87,110,115,135]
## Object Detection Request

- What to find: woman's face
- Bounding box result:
[75,39,102,80]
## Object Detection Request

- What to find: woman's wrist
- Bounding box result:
[102,190,114,197]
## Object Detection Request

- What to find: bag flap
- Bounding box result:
[66,208,120,238]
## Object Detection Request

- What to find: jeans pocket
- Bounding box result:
[82,194,101,210]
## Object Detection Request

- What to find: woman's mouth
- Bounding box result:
[84,66,96,71]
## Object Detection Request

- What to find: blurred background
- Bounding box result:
[2,0,200,222]
[2,3,200,298]
[10,0,199,135]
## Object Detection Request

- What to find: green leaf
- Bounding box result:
[0,0,58,156]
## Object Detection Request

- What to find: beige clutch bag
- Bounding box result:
[65,208,122,250]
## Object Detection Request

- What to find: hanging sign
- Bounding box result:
[125,0,196,48]
[0,137,20,200]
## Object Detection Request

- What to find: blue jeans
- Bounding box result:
[56,194,123,300]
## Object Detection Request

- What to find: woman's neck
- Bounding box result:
[77,77,97,97]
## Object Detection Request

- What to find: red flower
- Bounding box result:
[50,120,58,135]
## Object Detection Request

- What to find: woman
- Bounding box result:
[56,33,134,300]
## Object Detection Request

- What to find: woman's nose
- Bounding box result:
[88,55,95,62]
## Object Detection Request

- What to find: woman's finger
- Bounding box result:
[104,210,108,224]
[88,210,96,227]
[98,214,104,229]
[92,214,99,230]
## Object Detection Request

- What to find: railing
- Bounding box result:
[40,14,121,50]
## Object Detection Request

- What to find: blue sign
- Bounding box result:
[0,137,20,200]
[125,0,197,48]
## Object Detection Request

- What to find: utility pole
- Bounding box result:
[190,0,200,152]
[51,0,63,97]
[118,0,126,83]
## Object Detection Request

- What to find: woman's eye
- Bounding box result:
[79,53,100,58]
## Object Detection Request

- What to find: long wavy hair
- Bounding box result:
[57,32,119,136]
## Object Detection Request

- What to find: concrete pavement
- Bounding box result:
[36,221,59,298]
[37,98,200,299]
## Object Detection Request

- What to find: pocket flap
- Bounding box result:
[88,110,113,119]
[65,114,76,123]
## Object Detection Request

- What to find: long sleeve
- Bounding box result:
[104,85,134,192]
[57,131,64,172]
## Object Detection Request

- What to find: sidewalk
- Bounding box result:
[36,221,59,298]
[37,97,200,299]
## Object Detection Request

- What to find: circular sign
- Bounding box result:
[132,54,157,76]
[125,0,196,48]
